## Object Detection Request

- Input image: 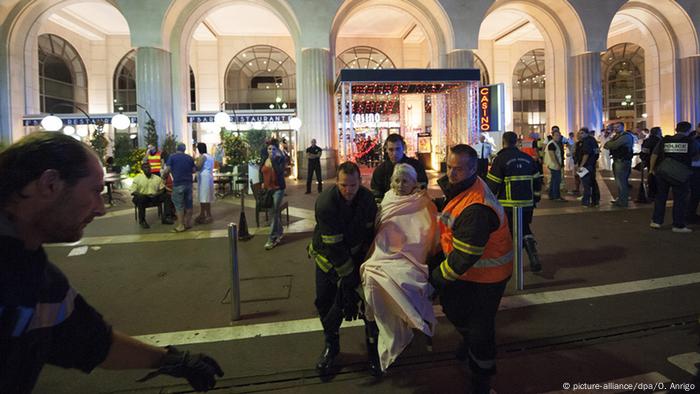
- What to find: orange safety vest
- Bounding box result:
[520,136,539,161]
[438,178,513,283]
[147,152,162,173]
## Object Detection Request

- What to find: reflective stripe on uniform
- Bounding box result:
[321,234,343,244]
[308,244,333,273]
[452,237,485,255]
[504,175,533,181]
[350,243,363,255]
[439,259,460,281]
[472,251,513,268]
[486,173,502,184]
[24,287,77,334]
[335,258,354,277]
[499,199,534,208]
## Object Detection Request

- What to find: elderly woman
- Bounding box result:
[360,163,439,373]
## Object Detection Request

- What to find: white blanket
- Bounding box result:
[360,189,439,371]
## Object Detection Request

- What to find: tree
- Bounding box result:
[145,118,158,148]
[89,120,109,164]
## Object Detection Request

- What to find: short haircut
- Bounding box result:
[197,142,207,154]
[337,161,360,178]
[650,126,662,136]
[391,163,417,184]
[676,121,692,134]
[502,131,518,146]
[269,138,280,148]
[385,133,405,148]
[579,127,589,134]
[450,144,478,161]
[176,143,186,152]
[615,122,625,130]
[0,132,92,207]
[551,125,560,131]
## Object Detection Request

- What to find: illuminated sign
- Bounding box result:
[480,87,492,131]
[479,85,503,132]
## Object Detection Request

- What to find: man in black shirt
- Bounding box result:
[0,133,223,393]
[577,128,601,207]
[370,134,428,202]
[638,127,662,202]
[305,138,323,194]
[650,122,699,232]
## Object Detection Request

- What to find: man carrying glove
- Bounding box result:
[308,161,378,377]
[0,133,223,393]
[429,144,513,394]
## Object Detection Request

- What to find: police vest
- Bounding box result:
[438,178,513,283]
[661,135,693,167]
[147,152,162,173]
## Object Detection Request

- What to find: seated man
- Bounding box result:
[131,163,170,228]
[360,163,439,372]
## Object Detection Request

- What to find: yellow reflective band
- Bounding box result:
[321,233,344,244]
[308,244,333,273]
[335,258,354,277]
[452,237,485,255]
[505,181,512,201]
[486,173,502,183]
[500,199,534,208]
[474,251,513,268]
[439,259,459,281]
[533,172,543,178]
[504,175,533,181]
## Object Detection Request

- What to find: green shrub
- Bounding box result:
[221,129,249,167]
[246,129,269,164]
[162,134,177,156]
[113,133,133,169]
[145,118,158,147]
[128,148,147,176]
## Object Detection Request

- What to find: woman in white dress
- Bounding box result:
[361,163,440,372]
[195,142,215,224]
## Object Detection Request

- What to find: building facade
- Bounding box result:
[1,0,698,177]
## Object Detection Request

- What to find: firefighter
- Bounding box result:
[486,131,543,272]
[308,161,380,376]
[429,144,513,394]
[520,131,544,177]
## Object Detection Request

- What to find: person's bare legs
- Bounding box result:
[195,203,206,224]
[203,203,213,223]
[174,210,185,232]
[184,209,193,229]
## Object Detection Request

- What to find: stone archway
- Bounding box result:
[479,0,587,132]
[0,0,125,142]
[607,0,699,132]
[162,0,301,144]
[330,0,453,69]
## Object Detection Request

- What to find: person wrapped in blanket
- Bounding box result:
[360,163,440,373]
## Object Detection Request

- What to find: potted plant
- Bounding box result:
[89,120,109,164]
[145,118,158,148]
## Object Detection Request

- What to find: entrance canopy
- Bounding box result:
[334,69,481,169]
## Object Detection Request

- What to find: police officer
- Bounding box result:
[429,144,513,394]
[371,134,428,202]
[578,128,601,208]
[604,122,635,207]
[637,127,662,202]
[0,133,223,393]
[308,162,379,376]
[649,121,699,232]
[486,132,543,272]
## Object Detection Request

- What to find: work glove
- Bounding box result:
[429,267,451,295]
[137,346,224,392]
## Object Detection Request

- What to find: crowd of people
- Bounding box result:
[2,121,699,393]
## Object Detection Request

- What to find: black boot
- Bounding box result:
[365,322,382,377]
[471,372,492,394]
[316,336,339,376]
[523,236,542,273]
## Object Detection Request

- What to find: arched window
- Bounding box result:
[224,45,296,110]
[602,43,645,129]
[189,66,196,111]
[38,34,88,113]
[113,50,136,112]
[474,53,490,85]
[336,46,395,75]
[512,49,546,135]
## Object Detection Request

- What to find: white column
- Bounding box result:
[136,47,173,147]
[571,52,603,132]
[446,49,475,69]
[298,47,335,179]
[679,55,700,126]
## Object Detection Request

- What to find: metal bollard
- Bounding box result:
[512,207,524,290]
[227,223,241,321]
